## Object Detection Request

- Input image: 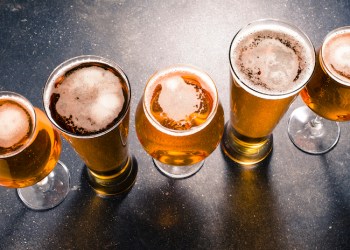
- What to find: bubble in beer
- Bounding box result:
[53,66,125,133]
[0,101,30,149]
[231,25,314,95]
[323,30,350,83]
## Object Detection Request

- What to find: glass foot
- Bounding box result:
[17,161,70,210]
[288,106,340,154]
[87,156,138,197]
[221,122,273,166]
[153,159,204,179]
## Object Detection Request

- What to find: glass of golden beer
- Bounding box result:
[0,91,70,210]
[288,26,350,154]
[221,19,315,166]
[43,55,137,197]
[135,65,224,179]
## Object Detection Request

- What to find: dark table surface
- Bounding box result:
[1,0,350,249]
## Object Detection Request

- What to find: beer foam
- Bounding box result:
[231,24,314,95]
[0,102,30,148]
[53,66,125,132]
[323,30,350,83]
[158,76,200,121]
[144,65,218,133]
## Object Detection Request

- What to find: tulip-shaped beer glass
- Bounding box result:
[0,91,70,210]
[136,65,224,179]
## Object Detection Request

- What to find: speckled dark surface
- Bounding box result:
[0,0,350,249]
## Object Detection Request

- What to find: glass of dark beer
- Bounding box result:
[0,91,70,210]
[43,55,137,197]
[135,65,224,179]
[221,19,315,166]
[288,26,350,154]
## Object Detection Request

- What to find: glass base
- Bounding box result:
[17,161,70,210]
[87,156,138,198]
[153,159,204,179]
[288,106,340,154]
[221,122,273,166]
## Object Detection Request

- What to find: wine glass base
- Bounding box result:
[288,106,340,154]
[17,161,70,210]
[153,159,204,179]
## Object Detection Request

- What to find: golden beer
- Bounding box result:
[43,56,136,196]
[300,27,350,121]
[221,19,315,165]
[135,65,224,178]
[0,92,61,188]
[229,73,297,140]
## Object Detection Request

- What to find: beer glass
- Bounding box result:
[0,91,70,210]
[288,26,350,154]
[221,19,315,166]
[135,65,224,179]
[43,55,137,197]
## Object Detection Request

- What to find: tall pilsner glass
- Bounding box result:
[43,55,137,197]
[221,19,315,166]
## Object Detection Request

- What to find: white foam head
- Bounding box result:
[0,97,31,149]
[157,76,201,121]
[144,65,218,135]
[53,66,125,132]
[322,27,350,84]
[230,20,315,97]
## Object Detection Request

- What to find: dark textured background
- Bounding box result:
[0,0,350,249]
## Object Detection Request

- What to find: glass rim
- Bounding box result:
[320,26,350,87]
[0,91,37,158]
[142,64,220,137]
[229,18,316,99]
[42,55,131,139]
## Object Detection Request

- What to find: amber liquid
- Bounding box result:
[136,76,224,166]
[0,108,61,188]
[62,111,130,178]
[300,49,350,121]
[229,74,296,141]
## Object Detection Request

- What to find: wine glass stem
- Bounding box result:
[35,176,51,192]
[310,115,323,127]
[309,115,324,137]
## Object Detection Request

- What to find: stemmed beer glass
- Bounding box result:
[135,65,224,179]
[0,91,70,210]
[288,26,350,154]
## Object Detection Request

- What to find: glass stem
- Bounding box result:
[309,115,324,137]
[35,176,52,193]
[310,115,323,127]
